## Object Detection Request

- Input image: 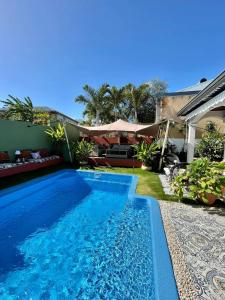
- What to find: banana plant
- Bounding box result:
[45,123,65,143]
[132,140,161,167]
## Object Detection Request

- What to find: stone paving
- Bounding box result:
[160,201,225,300]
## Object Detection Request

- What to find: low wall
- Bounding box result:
[0,120,80,162]
[0,120,52,160]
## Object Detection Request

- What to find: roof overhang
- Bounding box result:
[177,70,225,117]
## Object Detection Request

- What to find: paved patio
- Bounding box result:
[160,201,225,300]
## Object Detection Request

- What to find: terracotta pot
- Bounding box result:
[204,193,217,205]
[221,186,225,197]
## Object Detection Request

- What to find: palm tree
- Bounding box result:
[75,84,110,125]
[108,86,126,121]
[1,95,34,122]
[148,79,167,123]
[124,83,151,123]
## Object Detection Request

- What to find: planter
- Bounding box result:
[141,164,152,171]
[204,193,217,205]
[80,160,88,166]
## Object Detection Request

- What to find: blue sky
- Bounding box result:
[0,0,225,120]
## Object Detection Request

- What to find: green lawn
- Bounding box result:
[83,167,177,201]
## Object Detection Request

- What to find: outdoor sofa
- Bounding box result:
[0,149,63,178]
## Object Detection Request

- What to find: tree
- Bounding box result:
[75,84,110,125]
[148,79,167,123]
[124,83,151,123]
[1,95,34,122]
[195,121,225,161]
[108,86,126,121]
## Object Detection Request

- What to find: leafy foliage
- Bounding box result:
[195,121,225,161]
[132,141,161,166]
[33,111,50,125]
[172,158,225,204]
[73,140,94,162]
[75,80,167,124]
[124,83,151,123]
[45,123,65,143]
[1,95,34,122]
[75,84,110,125]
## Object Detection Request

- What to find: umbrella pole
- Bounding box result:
[158,120,170,171]
[63,122,73,163]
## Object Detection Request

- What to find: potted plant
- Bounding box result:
[132,141,160,171]
[171,158,225,205]
[73,139,94,166]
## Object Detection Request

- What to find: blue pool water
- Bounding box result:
[0,170,178,299]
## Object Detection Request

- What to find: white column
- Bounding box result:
[187,123,196,163]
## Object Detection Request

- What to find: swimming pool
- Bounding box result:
[0,170,178,299]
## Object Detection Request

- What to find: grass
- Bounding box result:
[0,164,177,202]
[83,166,178,201]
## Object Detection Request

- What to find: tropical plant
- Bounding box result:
[45,123,65,143]
[73,139,94,162]
[75,84,110,125]
[148,79,167,123]
[124,83,151,123]
[1,95,34,122]
[108,86,126,121]
[132,141,161,167]
[171,158,225,204]
[195,121,225,161]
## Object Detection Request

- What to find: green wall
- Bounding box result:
[0,120,80,161]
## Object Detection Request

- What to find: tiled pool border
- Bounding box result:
[160,202,198,300]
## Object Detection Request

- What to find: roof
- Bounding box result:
[76,119,159,137]
[177,70,225,117]
[166,79,213,96]
[176,80,213,93]
[34,106,78,123]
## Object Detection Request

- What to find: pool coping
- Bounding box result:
[0,169,179,300]
[159,202,200,300]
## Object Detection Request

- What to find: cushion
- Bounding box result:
[31,152,41,159]
[39,149,49,157]
[21,150,32,159]
[0,152,10,163]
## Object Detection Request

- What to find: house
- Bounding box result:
[34,106,78,125]
[159,78,215,151]
[177,70,225,162]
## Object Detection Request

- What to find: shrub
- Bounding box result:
[132,140,161,167]
[73,140,94,162]
[196,121,225,161]
[171,157,225,204]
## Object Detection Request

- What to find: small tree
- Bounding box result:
[148,79,167,123]
[73,140,94,163]
[196,121,225,161]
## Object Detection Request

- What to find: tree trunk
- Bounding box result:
[155,100,161,123]
[95,110,100,125]
[134,109,138,123]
